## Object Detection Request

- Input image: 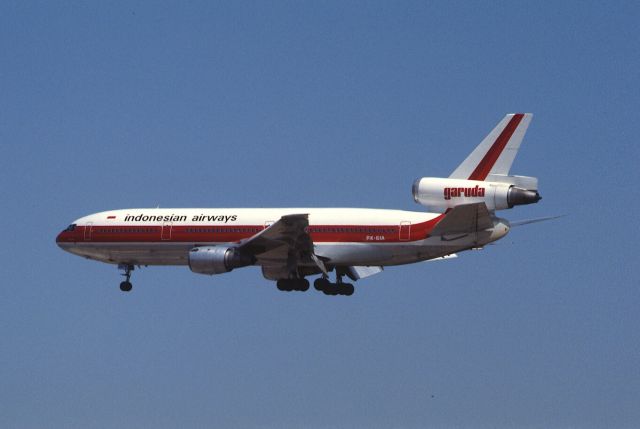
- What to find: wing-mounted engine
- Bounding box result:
[412,177,540,212]
[188,246,254,275]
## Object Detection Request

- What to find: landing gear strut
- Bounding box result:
[118,264,134,292]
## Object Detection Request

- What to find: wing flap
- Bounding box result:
[347,266,383,280]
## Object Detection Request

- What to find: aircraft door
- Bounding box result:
[399,221,411,241]
[84,222,93,241]
[161,222,172,240]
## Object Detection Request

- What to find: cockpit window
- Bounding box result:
[64,224,76,232]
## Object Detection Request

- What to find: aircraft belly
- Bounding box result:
[60,242,192,265]
[312,242,453,266]
[314,243,394,266]
[314,241,478,267]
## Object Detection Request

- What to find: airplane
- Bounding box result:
[56,113,546,296]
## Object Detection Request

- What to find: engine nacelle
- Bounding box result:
[188,246,254,275]
[412,177,540,211]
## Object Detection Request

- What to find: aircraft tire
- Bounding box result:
[323,283,339,296]
[314,278,329,291]
[119,281,132,292]
[340,283,355,296]
[278,279,307,292]
[298,279,310,292]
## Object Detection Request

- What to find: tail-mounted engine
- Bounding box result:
[188,246,254,275]
[412,177,541,212]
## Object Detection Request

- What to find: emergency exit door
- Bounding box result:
[161,222,172,240]
[399,221,411,241]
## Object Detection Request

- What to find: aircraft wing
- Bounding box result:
[429,202,493,236]
[238,213,318,268]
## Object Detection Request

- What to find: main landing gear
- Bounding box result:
[275,272,355,296]
[313,276,354,296]
[118,264,134,292]
[276,278,310,292]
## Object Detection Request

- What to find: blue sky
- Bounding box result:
[1,1,639,428]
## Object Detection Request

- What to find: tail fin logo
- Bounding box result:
[444,185,485,200]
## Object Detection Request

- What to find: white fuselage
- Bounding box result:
[56,207,508,268]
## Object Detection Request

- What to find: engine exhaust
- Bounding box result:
[507,187,541,207]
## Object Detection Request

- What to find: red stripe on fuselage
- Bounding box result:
[56,217,445,245]
[468,113,524,181]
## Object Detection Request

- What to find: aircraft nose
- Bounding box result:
[56,223,78,247]
[56,231,64,247]
[56,228,74,247]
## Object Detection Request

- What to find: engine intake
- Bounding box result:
[188,246,254,275]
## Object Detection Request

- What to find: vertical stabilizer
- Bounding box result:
[449,113,533,180]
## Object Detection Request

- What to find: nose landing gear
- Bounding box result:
[118,264,134,292]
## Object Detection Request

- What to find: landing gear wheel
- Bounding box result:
[119,281,132,292]
[314,278,330,291]
[323,283,339,296]
[277,278,310,292]
[276,279,291,291]
[118,264,135,292]
[340,283,354,296]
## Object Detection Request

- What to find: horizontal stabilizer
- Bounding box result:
[429,203,493,236]
[510,215,564,227]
